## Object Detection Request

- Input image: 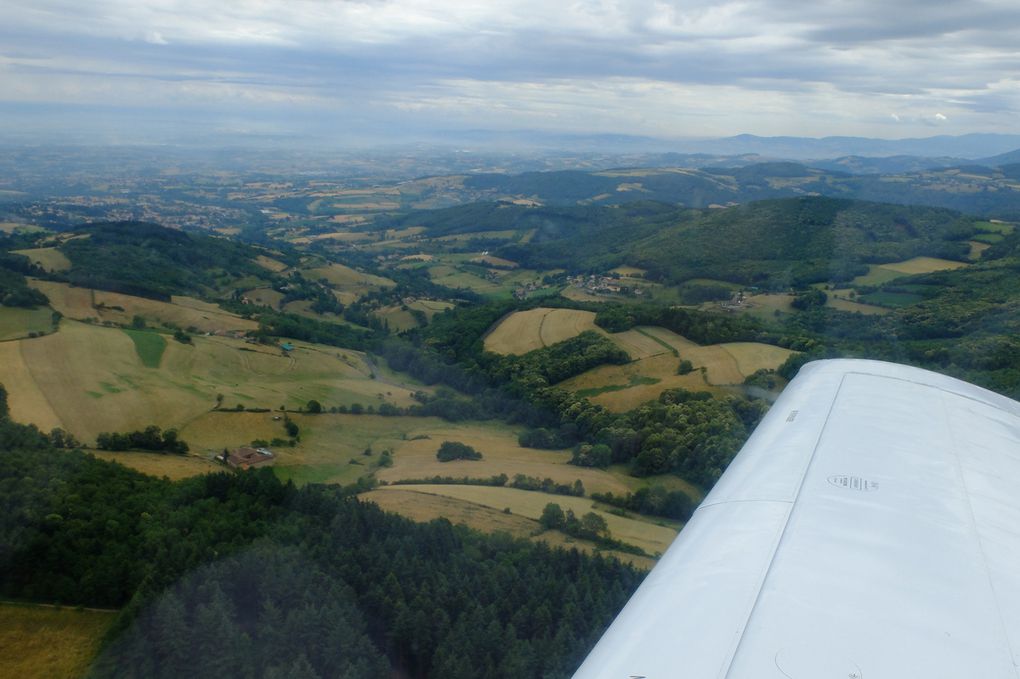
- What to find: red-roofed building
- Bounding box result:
[225,446,275,469]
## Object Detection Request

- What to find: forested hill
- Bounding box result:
[619,198,974,287]
[0,388,641,678]
[481,197,973,288]
[50,221,285,299]
[456,162,1020,218]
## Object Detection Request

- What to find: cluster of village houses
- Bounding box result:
[567,274,644,297]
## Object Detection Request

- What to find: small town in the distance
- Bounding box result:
[2,130,1020,677]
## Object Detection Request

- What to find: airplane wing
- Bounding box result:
[574,359,1020,679]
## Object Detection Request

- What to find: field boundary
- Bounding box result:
[633,327,678,357]
[479,310,517,346]
[0,600,119,614]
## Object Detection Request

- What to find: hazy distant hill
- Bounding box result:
[979,149,1020,166]
[432,130,1020,160]
[455,163,1020,218]
[679,133,1020,160]
[807,155,966,174]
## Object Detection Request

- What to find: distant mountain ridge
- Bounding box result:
[445,130,1020,161]
[681,133,1020,160]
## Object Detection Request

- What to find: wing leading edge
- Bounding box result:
[573,359,1020,679]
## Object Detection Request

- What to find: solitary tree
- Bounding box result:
[580,512,609,539]
[540,503,565,530]
[436,441,482,462]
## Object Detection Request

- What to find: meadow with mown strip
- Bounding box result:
[0,320,423,441]
[30,280,257,334]
[0,306,54,341]
[558,326,796,411]
[483,308,605,355]
[11,247,72,272]
[374,484,679,557]
[852,256,970,286]
[0,603,117,679]
[362,488,659,569]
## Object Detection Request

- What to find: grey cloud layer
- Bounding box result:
[1,0,1017,141]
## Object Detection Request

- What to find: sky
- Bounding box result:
[1,0,1018,146]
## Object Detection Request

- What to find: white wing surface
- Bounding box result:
[574,359,1020,679]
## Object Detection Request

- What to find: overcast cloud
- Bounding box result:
[1,0,1017,145]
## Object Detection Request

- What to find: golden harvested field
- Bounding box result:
[427,265,498,292]
[28,280,94,318]
[0,222,48,234]
[483,308,549,354]
[297,231,374,244]
[0,603,117,679]
[245,287,285,309]
[739,293,796,319]
[849,257,967,287]
[254,255,288,272]
[560,286,606,303]
[11,247,71,272]
[560,328,796,411]
[0,320,423,441]
[878,256,969,275]
[374,305,419,332]
[825,290,890,316]
[609,266,646,277]
[560,354,722,412]
[719,342,797,377]
[328,215,371,225]
[540,309,600,346]
[376,421,638,496]
[382,226,426,239]
[433,230,521,242]
[594,169,667,178]
[637,327,743,384]
[378,484,678,557]
[31,280,257,334]
[469,255,518,268]
[851,265,906,286]
[0,339,62,432]
[372,299,454,331]
[969,241,991,259]
[651,329,793,384]
[362,488,657,569]
[603,328,677,358]
[91,451,222,480]
[365,488,538,536]
[0,306,53,341]
[411,299,455,317]
[484,308,603,355]
[304,263,395,290]
[282,299,322,320]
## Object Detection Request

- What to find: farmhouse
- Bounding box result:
[226,446,275,469]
